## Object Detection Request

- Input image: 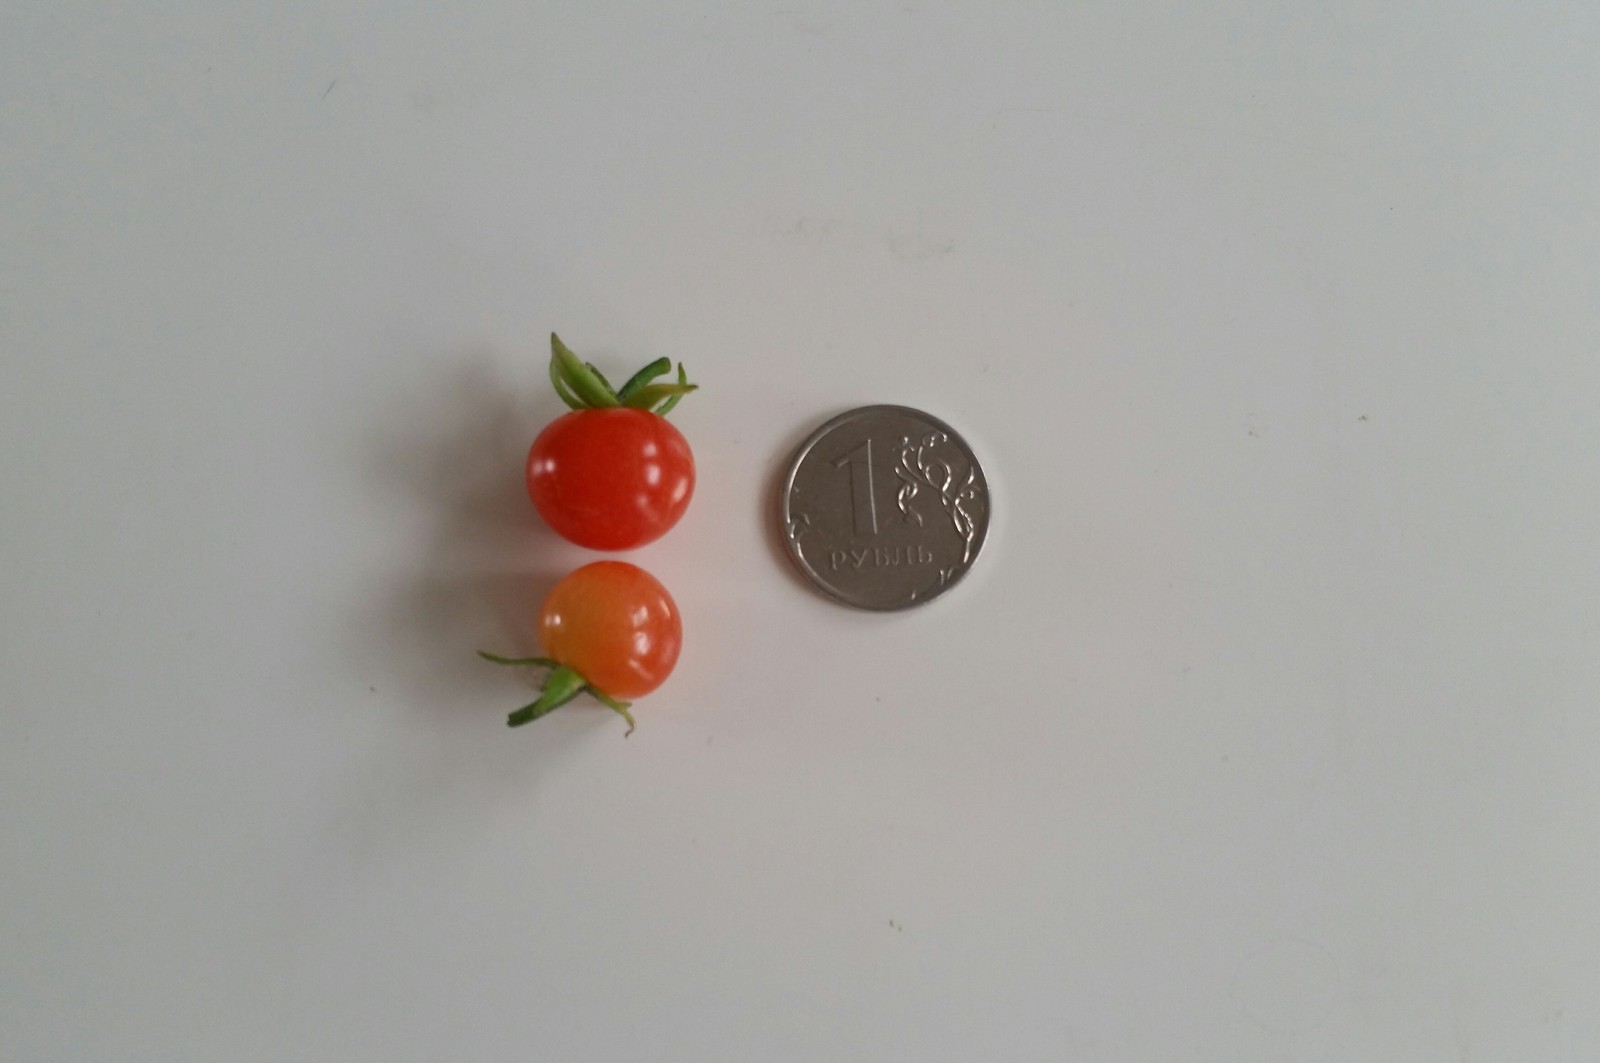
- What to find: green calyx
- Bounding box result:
[549,333,696,416]
[478,651,638,735]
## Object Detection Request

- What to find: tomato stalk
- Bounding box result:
[549,333,696,415]
[478,651,637,734]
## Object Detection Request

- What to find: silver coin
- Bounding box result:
[780,405,990,610]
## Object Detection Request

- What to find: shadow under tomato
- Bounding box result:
[289,349,629,916]
[361,352,588,713]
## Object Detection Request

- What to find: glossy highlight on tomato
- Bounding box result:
[527,409,694,551]
[479,561,682,734]
[525,333,698,551]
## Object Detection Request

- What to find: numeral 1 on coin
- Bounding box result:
[831,438,878,535]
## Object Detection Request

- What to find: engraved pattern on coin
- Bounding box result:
[895,432,981,562]
[780,406,989,610]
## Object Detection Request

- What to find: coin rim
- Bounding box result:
[779,404,990,612]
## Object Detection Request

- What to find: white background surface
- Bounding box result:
[5,3,1600,1060]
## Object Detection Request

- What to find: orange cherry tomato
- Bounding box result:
[480,561,682,734]
[540,560,681,700]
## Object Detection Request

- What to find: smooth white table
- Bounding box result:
[6,4,1599,1060]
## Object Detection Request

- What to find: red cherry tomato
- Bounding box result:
[524,333,699,551]
[526,408,694,551]
[480,560,682,733]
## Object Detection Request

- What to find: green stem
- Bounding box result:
[550,333,619,408]
[622,379,696,411]
[478,651,559,668]
[482,651,639,733]
[548,359,584,410]
[584,686,637,736]
[653,363,691,416]
[507,665,587,727]
[616,357,671,402]
[544,335,695,417]
[585,363,618,399]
